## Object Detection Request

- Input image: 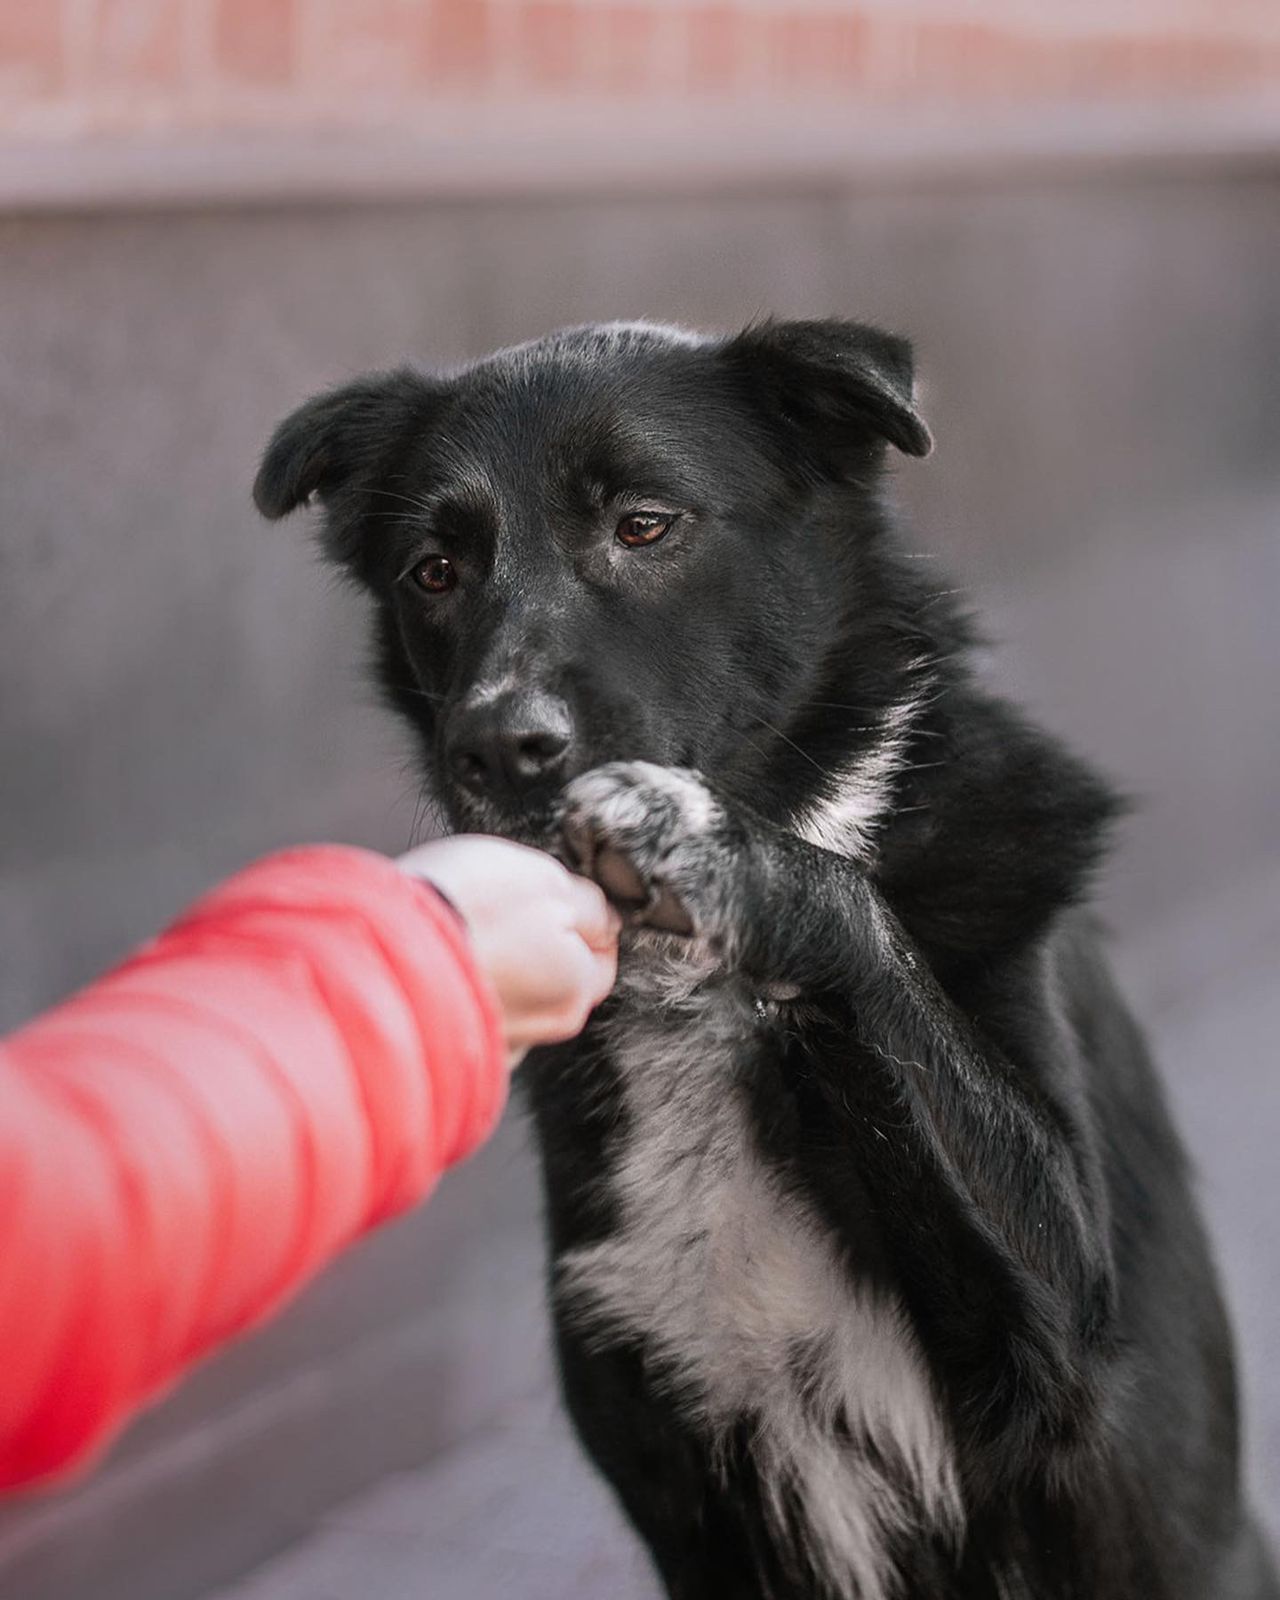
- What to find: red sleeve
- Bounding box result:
[0,845,506,1492]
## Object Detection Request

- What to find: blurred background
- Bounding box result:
[1,3,1278,1597]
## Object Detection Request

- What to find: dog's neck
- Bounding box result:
[791,685,928,862]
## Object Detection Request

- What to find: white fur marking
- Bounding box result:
[491,319,704,373]
[590,318,704,348]
[795,693,923,858]
[464,675,522,706]
[559,976,962,1599]
[567,760,718,838]
[623,761,718,832]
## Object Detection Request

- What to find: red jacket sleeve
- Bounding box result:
[0,845,506,1492]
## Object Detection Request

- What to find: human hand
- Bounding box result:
[397,836,621,1071]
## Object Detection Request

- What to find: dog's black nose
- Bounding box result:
[447,692,573,799]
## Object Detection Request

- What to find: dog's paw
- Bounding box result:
[559,762,745,944]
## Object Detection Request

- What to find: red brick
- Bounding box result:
[1063,30,1250,103]
[306,0,424,94]
[1071,35,1153,97]
[215,0,296,86]
[86,0,184,89]
[516,1,582,90]
[599,6,661,93]
[1152,33,1264,94]
[421,0,493,87]
[684,3,746,93]
[1067,37,1106,96]
[910,22,1025,98]
[769,12,868,93]
[10,0,1280,140]
[0,4,63,98]
[901,20,1070,103]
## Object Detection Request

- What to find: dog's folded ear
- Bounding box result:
[253,369,439,556]
[721,318,932,471]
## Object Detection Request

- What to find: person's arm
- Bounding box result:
[0,842,607,1492]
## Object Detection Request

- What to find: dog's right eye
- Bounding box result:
[411,556,457,594]
[616,513,677,549]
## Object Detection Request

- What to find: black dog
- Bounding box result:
[255,320,1277,1599]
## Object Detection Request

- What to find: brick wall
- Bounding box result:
[2,1,1279,143]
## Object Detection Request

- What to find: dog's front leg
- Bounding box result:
[562,761,1118,1498]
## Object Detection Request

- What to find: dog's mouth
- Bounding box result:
[445,789,564,852]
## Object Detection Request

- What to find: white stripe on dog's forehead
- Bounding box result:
[589,319,704,348]
[490,319,705,370]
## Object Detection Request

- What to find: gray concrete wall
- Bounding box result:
[1,168,1277,1600]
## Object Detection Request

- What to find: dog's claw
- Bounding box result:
[644,882,696,937]
[569,833,695,934]
[592,845,652,916]
[559,813,596,878]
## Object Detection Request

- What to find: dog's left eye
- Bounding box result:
[412,556,457,594]
[615,513,676,549]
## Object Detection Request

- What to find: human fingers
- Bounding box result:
[582,939,619,1007]
[562,871,621,954]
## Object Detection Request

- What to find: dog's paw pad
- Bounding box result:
[560,763,720,936]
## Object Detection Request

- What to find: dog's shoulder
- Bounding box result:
[874,684,1125,964]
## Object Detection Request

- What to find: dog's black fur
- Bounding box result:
[256,320,1277,1599]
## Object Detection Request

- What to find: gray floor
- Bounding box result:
[208,897,1280,1600]
[206,1392,659,1600]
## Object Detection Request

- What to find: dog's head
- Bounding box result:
[254,319,932,846]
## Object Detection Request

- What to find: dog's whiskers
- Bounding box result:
[406,782,445,850]
[367,487,439,517]
[787,700,882,717]
[385,680,446,704]
[745,714,835,780]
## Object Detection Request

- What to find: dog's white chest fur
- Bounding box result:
[557,960,962,1599]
